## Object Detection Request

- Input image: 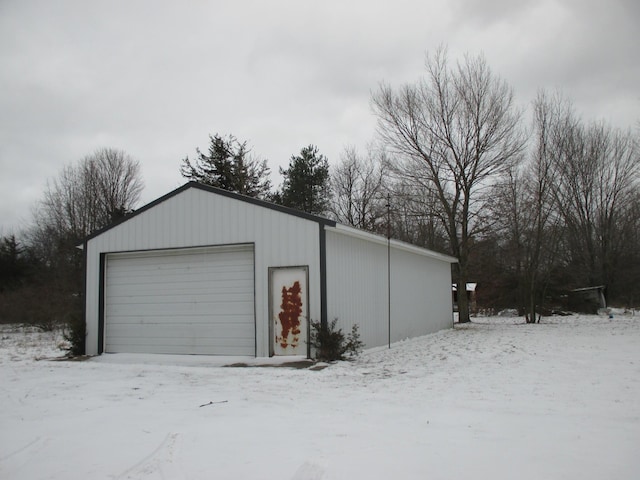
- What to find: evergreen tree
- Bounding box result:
[0,235,28,292]
[180,134,271,199]
[276,145,331,215]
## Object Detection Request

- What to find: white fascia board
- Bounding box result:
[327,223,458,264]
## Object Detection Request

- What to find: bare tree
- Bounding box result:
[618,189,640,306]
[372,48,525,322]
[547,96,640,302]
[492,93,563,322]
[330,145,388,233]
[385,180,449,251]
[91,148,145,223]
[21,148,143,333]
[34,148,143,244]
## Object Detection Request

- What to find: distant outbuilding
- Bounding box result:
[568,286,607,314]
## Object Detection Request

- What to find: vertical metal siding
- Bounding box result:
[325,228,453,350]
[325,230,390,348]
[389,248,453,342]
[85,188,321,356]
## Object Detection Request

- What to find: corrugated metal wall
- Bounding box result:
[85,186,322,356]
[324,229,389,348]
[389,246,454,341]
[325,225,454,349]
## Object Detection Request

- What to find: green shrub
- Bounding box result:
[63,311,86,356]
[309,318,364,361]
[344,323,365,356]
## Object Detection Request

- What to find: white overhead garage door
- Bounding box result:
[104,244,255,355]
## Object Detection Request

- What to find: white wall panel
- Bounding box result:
[389,247,454,342]
[326,225,454,350]
[325,230,389,349]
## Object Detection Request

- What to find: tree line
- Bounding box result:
[0,148,143,345]
[1,48,638,337]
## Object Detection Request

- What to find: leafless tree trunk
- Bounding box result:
[492,92,563,322]
[372,48,525,322]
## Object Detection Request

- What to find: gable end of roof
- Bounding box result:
[83,182,336,243]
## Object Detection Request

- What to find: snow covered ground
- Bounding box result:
[1,314,639,479]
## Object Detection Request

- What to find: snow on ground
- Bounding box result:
[1,314,639,480]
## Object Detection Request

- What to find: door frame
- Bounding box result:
[268,266,310,357]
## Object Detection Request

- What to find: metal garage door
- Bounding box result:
[104,245,255,355]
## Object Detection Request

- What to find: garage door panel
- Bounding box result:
[107,323,254,339]
[107,301,254,317]
[106,281,252,298]
[107,312,254,326]
[107,343,255,356]
[110,337,254,348]
[105,292,254,306]
[107,269,253,286]
[105,245,255,356]
[107,263,254,277]
[107,254,251,272]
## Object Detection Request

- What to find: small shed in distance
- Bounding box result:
[83,182,457,358]
[452,283,477,315]
[568,286,607,314]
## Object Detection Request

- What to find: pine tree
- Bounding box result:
[276,145,331,215]
[180,134,271,198]
[0,235,27,292]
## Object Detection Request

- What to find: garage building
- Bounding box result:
[83,182,456,357]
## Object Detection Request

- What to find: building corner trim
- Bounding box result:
[319,224,328,329]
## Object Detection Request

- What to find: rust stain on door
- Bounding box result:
[277,281,302,348]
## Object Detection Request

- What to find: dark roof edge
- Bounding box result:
[83,181,337,243]
[191,182,337,226]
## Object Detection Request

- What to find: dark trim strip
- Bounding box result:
[267,267,275,358]
[252,246,257,358]
[100,242,254,258]
[319,224,328,329]
[98,253,106,355]
[82,241,88,355]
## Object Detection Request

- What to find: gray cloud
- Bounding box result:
[1,0,637,235]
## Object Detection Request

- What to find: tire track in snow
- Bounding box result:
[290,460,325,480]
[0,436,43,462]
[0,436,50,477]
[113,432,183,480]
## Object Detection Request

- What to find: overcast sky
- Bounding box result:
[1,0,638,235]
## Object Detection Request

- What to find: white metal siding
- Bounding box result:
[389,247,453,341]
[325,226,454,349]
[105,245,255,355]
[85,186,322,356]
[325,230,389,349]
